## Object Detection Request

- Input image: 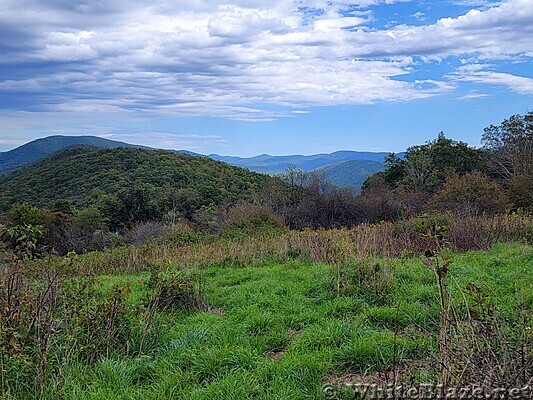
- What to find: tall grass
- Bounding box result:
[1,211,531,398]
[71,212,532,275]
[0,257,203,398]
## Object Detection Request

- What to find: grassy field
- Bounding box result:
[44,243,533,400]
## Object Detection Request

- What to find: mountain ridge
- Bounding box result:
[317,160,386,188]
[0,135,149,175]
[0,135,400,188]
[0,146,269,218]
[209,150,398,175]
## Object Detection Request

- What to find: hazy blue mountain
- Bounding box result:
[0,136,149,175]
[1,136,397,189]
[209,150,396,174]
[317,160,386,188]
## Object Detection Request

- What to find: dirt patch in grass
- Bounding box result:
[326,371,391,386]
[207,306,227,316]
[267,350,286,362]
[326,361,433,387]
[287,328,301,337]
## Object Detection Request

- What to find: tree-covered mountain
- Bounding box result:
[0,146,270,228]
[0,136,396,180]
[318,160,386,189]
[209,150,398,174]
[0,136,396,191]
[0,135,149,175]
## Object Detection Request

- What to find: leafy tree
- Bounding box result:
[403,147,435,191]
[381,153,406,186]
[40,210,74,254]
[377,133,484,193]
[220,203,285,240]
[75,206,107,232]
[482,112,532,180]
[119,183,166,225]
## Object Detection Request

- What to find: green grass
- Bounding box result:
[51,243,532,399]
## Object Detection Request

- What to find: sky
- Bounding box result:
[0,0,531,156]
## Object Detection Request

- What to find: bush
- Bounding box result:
[336,260,396,300]
[508,174,533,210]
[429,172,508,215]
[0,223,44,260]
[193,204,224,234]
[161,222,200,246]
[147,269,204,312]
[123,221,168,245]
[355,188,403,223]
[40,210,74,254]
[74,206,107,232]
[220,203,285,240]
[6,202,43,226]
[0,261,137,396]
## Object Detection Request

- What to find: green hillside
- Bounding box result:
[0,146,269,219]
[318,160,385,188]
[0,135,149,175]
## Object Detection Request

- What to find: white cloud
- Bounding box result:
[451,0,502,8]
[104,131,227,150]
[449,64,533,94]
[457,93,490,100]
[411,12,426,21]
[0,0,531,125]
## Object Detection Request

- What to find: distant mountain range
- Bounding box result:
[209,150,392,174]
[209,151,391,188]
[0,136,397,188]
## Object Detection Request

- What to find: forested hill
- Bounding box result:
[318,160,385,189]
[0,146,270,225]
[0,135,148,175]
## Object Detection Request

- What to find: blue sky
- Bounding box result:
[0,0,531,156]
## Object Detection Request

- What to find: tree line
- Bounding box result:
[0,112,531,255]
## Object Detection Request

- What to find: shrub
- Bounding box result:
[508,174,533,210]
[6,202,43,226]
[429,173,508,215]
[193,204,224,234]
[0,260,137,396]
[356,184,403,223]
[123,221,168,245]
[220,203,285,240]
[393,213,452,236]
[161,222,200,246]
[74,206,107,232]
[0,223,44,260]
[146,269,204,312]
[336,260,396,301]
[40,210,74,254]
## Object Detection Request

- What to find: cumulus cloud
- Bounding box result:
[0,0,531,125]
